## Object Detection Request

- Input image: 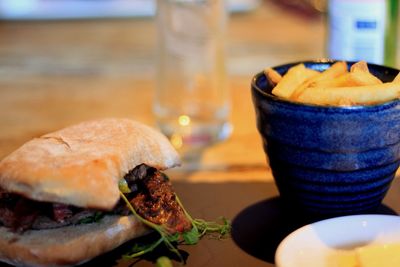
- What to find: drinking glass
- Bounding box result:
[154,0,231,152]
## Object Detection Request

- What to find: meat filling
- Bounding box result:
[0,164,191,234]
[0,195,98,232]
[124,165,192,233]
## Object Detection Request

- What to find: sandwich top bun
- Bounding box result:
[0,118,181,210]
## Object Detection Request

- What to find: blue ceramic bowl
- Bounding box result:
[251,60,400,215]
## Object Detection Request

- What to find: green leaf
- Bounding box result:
[128,243,153,254]
[192,217,231,239]
[77,217,92,224]
[123,237,164,259]
[76,212,105,225]
[93,212,104,222]
[156,256,174,267]
[166,232,180,243]
[174,195,231,240]
[182,226,200,245]
[118,179,131,193]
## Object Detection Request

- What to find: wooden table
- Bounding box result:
[0,2,399,266]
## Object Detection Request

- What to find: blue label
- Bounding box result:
[355,20,377,29]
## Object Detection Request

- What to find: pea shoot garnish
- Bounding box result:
[119,190,231,263]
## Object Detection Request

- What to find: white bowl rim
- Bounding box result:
[275,214,400,267]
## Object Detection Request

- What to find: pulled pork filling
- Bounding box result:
[0,164,191,234]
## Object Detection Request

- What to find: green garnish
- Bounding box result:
[119,192,184,261]
[76,211,105,224]
[175,195,231,241]
[156,256,174,267]
[192,218,231,240]
[118,190,231,263]
[118,179,131,194]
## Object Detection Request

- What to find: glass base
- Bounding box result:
[157,118,232,157]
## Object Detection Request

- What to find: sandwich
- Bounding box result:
[0,118,193,267]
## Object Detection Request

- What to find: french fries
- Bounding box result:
[306,71,383,89]
[297,83,400,106]
[264,68,282,86]
[290,61,348,99]
[265,61,400,106]
[270,64,319,99]
[350,60,369,73]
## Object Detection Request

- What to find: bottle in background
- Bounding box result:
[327,0,398,67]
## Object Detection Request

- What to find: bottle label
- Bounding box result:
[328,0,387,64]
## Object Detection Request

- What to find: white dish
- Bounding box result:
[275,214,400,267]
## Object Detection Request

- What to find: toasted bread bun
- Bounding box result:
[0,215,150,267]
[0,118,180,210]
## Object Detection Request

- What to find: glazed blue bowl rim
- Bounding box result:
[251,59,400,111]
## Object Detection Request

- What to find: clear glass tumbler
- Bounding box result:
[154,0,231,151]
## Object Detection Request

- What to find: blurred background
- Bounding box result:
[0,0,263,18]
[0,0,330,79]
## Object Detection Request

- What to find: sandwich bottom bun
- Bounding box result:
[0,215,150,267]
